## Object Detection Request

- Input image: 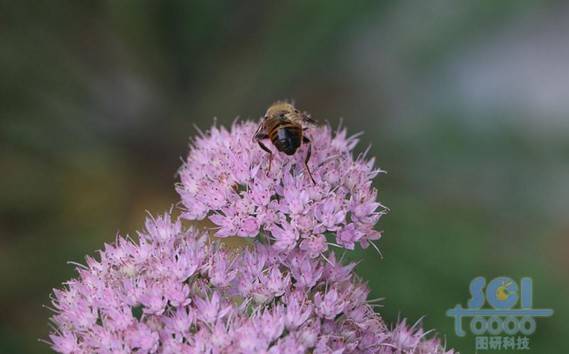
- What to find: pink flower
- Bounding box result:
[194,291,233,324]
[314,288,347,320]
[48,213,452,353]
[48,118,455,354]
[299,234,328,257]
[260,266,290,297]
[337,223,363,250]
[126,323,159,353]
[49,332,80,354]
[162,307,193,337]
[177,121,387,253]
[139,286,167,315]
[271,222,299,251]
[284,292,313,330]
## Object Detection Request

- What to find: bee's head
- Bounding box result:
[266,101,296,119]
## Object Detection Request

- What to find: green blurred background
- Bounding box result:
[1,1,568,353]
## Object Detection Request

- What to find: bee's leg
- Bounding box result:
[303,136,316,185]
[252,121,266,142]
[256,135,273,175]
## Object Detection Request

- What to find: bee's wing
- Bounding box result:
[302,111,317,125]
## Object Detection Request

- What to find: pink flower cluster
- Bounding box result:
[49,119,455,353]
[49,213,452,354]
[177,122,386,252]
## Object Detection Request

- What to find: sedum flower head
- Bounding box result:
[49,118,455,353]
[48,213,453,353]
[177,121,387,252]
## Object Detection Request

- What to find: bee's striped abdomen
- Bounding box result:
[269,121,302,155]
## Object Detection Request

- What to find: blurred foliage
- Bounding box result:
[1,1,568,353]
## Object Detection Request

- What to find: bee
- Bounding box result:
[253,101,316,184]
